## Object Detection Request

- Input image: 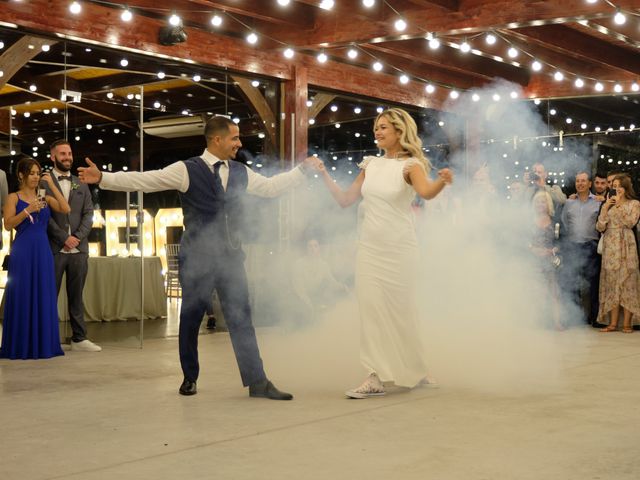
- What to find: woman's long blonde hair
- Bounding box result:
[375,108,431,173]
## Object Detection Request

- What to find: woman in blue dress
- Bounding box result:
[1,157,71,359]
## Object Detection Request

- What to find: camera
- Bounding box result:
[528,171,540,183]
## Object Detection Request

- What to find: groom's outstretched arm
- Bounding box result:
[79,158,188,193]
[247,156,322,198]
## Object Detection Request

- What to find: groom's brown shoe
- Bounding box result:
[249,380,293,400]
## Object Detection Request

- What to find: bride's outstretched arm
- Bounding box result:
[318,160,364,208]
[407,165,453,200]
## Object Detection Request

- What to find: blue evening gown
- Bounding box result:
[0,195,64,359]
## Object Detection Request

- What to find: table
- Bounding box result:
[1,256,167,322]
[74,256,167,321]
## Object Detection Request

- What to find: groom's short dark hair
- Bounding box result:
[204,116,235,141]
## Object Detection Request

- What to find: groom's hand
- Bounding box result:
[78,157,102,184]
[302,156,322,173]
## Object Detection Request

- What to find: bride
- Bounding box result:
[317,108,453,398]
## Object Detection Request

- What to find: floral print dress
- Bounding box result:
[596,199,640,325]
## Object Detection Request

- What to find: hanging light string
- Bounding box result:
[12,0,640,101]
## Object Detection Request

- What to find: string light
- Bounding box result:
[425,84,435,94]
[531,61,542,71]
[168,13,181,26]
[372,61,383,71]
[428,37,440,49]
[394,19,407,31]
[485,33,497,45]
[69,1,81,14]
[575,78,584,87]
[246,32,258,44]
[121,7,132,22]
[347,48,358,59]
[614,9,626,25]
[362,0,375,7]
[319,0,334,10]
[210,15,223,27]
[399,74,409,84]
[283,48,295,58]
[277,0,291,6]
[317,52,328,63]
[460,41,471,53]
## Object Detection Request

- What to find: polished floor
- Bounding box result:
[1,317,640,480]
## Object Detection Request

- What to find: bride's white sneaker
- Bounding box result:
[71,339,102,352]
[346,373,385,399]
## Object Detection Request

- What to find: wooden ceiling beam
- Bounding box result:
[183,0,316,28]
[1,0,292,81]
[275,0,640,48]
[0,35,57,90]
[231,75,277,149]
[498,30,635,82]
[405,0,460,11]
[510,25,640,76]
[308,93,337,119]
[363,40,530,85]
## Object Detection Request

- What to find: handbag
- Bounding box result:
[597,236,604,255]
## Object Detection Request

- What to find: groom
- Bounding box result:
[79,116,320,400]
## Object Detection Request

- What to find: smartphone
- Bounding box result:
[609,188,617,197]
[37,188,46,201]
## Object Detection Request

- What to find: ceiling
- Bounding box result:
[1,0,640,176]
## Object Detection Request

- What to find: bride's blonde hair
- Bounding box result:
[375,108,431,173]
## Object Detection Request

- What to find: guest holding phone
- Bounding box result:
[0,157,70,359]
[596,175,640,333]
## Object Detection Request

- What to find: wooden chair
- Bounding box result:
[165,243,181,298]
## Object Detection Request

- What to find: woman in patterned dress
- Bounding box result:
[596,175,640,333]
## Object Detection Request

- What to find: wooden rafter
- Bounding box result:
[231,75,277,148]
[0,36,56,90]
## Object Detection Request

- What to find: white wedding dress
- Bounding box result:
[356,155,428,387]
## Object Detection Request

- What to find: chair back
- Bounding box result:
[166,243,180,272]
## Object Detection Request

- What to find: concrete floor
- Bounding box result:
[1,327,639,480]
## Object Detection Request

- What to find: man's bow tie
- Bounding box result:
[58,176,71,181]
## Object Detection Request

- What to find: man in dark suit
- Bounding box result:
[47,139,101,352]
[78,116,320,399]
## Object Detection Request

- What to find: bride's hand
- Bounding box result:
[438,168,453,184]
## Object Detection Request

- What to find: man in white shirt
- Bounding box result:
[79,116,320,400]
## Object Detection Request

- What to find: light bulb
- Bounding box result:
[121,8,132,22]
[486,33,496,45]
[211,15,223,27]
[283,48,294,59]
[460,42,470,53]
[531,61,542,71]
[394,19,407,31]
[347,48,358,59]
